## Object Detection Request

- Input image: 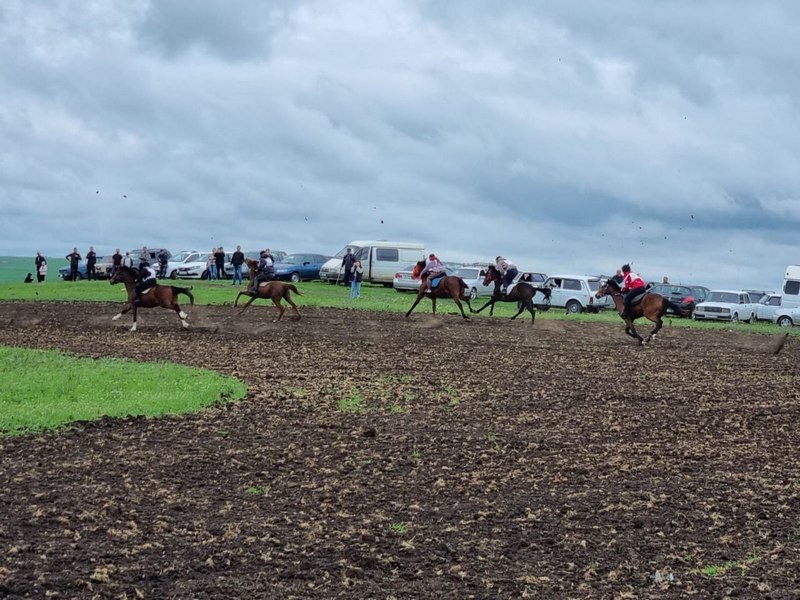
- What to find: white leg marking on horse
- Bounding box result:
[129,322,137,331]
[181,320,190,329]
[112,313,122,321]
[179,311,187,320]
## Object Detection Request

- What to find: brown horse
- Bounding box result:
[110,266,194,331]
[595,278,690,344]
[405,260,472,319]
[234,258,302,321]
[472,265,552,322]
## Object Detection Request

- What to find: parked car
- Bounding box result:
[166,250,203,279]
[542,274,612,313]
[647,283,710,317]
[693,290,757,323]
[274,253,330,282]
[175,252,213,279]
[774,306,800,328]
[452,265,493,299]
[229,251,288,280]
[393,263,460,293]
[754,294,783,322]
[58,262,91,280]
[743,289,774,304]
[320,240,425,285]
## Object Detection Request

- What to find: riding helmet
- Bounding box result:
[621,264,631,273]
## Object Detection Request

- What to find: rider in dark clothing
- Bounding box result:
[250,250,275,295]
[134,261,158,304]
[86,247,97,280]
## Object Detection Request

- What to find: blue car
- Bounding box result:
[274,253,330,283]
[58,261,91,280]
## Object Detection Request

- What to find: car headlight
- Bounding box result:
[720,308,730,313]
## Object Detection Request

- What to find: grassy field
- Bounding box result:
[0,268,795,335]
[0,346,247,435]
[0,256,69,284]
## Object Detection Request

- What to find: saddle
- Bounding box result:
[628,290,647,306]
[141,286,154,296]
[429,275,444,289]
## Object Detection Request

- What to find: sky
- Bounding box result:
[1,0,798,290]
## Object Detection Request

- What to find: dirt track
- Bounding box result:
[1,300,799,599]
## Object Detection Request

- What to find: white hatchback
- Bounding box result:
[543,275,612,313]
[693,290,757,323]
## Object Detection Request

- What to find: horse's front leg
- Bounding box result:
[238,296,257,315]
[233,291,248,307]
[172,304,190,329]
[405,291,426,318]
[627,321,644,345]
[129,305,138,331]
[431,296,437,315]
[112,303,133,321]
[453,299,469,320]
[472,299,493,314]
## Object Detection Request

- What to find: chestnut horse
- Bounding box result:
[405,260,472,319]
[595,278,690,344]
[234,258,302,321]
[472,265,552,323]
[110,266,194,331]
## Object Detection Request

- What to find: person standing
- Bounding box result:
[230,245,245,285]
[341,248,356,287]
[214,247,226,280]
[122,251,134,268]
[86,246,97,280]
[350,259,363,299]
[207,249,218,280]
[139,246,149,271]
[157,249,169,278]
[111,248,123,276]
[35,252,47,283]
[65,247,81,281]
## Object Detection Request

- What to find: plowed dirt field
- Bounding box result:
[1,301,799,599]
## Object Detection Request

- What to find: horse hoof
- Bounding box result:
[181,321,190,329]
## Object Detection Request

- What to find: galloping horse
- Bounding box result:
[472,265,552,322]
[234,258,302,321]
[595,279,690,344]
[405,260,472,319]
[110,266,194,331]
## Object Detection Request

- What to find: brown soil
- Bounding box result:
[1,301,799,599]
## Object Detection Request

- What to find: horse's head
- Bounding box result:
[413,260,425,280]
[110,266,137,285]
[483,265,500,287]
[596,278,621,298]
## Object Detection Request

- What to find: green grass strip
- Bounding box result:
[0,346,246,436]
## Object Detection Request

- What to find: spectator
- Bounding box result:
[208,248,218,280]
[341,247,356,287]
[122,251,134,269]
[24,272,33,283]
[662,276,669,284]
[230,245,245,286]
[111,248,123,276]
[86,246,97,280]
[138,246,149,270]
[350,259,363,299]
[35,252,47,283]
[158,249,169,279]
[612,269,624,284]
[214,247,226,279]
[65,247,81,282]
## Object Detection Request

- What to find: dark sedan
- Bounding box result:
[273,253,330,282]
[648,283,710,317]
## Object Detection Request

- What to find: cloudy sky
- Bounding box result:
[1,0,798,289]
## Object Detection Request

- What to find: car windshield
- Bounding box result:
[455,268,480,279]
[707,291,739,303]
[587,279,601,291]
[171,251,194,262]
[334,245,361,258]
[280,254,301,265]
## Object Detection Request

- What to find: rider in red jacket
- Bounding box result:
[620,264,646,318]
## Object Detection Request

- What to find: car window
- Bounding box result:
[454,268,479,279]
[784,281,800,296]
[707,291,738,303]
[334,245,361,258]
[586,279,602,291]
[768,296,781,306]
[563,279,582,291]
[282,255,300,265]
[740,294,751,304]
[375,248,399,262]
[354,247,370,261]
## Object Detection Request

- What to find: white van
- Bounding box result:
[319,240,425,285]
[782,265,800,310]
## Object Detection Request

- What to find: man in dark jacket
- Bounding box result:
[86,246,97,280]
[214,247,226,279]
[341,247,356,286]
[65,247,81,281]
[157,249,169,278]
[230,245,245,286]
[111,248,123,276]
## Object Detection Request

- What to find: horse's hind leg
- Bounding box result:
[431,296,437,315]
[271,298,285,322]
[510,299,527,320]
[646,316,663,343]
[453,299,469,320]
[284,292,301,321]
[172,303,190,329]
[129,306,139,331]
[405,292,425,318]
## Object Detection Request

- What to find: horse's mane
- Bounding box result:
[606,278,621,291]
[120,266,139,276]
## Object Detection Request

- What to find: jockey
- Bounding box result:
[420,253,446,288]
[495,256,518,294]
[251,249,275,294]
[620,263,646,318]
[134,261,158,304]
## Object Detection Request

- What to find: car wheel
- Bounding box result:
[777,316,793,328]
[566,300,582,314]
[169,270,177,280]
[731,312,739,324]
[470,287,478,300]
[201,270,209,280]
[747,313,755,324]
[290,272,301,283]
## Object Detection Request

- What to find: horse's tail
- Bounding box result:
[286,284,302,296]
[173,285,195,305]
[664,298,690,317]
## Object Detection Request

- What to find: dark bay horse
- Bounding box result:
[234,258,302,321]
[405,260,472,319]
[596,279,690,344]
[110,266,194,331]
[472,265,551,322]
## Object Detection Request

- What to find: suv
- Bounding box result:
[647,283,710,317]
[693,290,757,323]
[542,274,612,313]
